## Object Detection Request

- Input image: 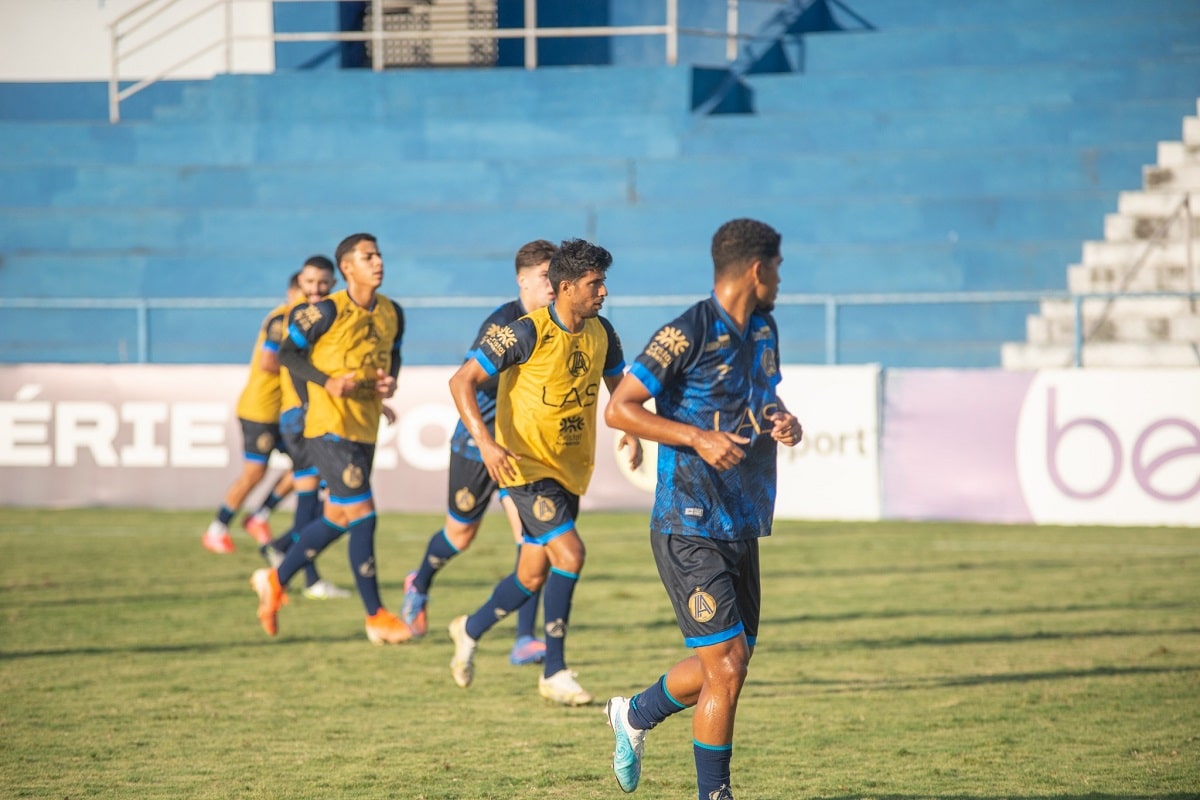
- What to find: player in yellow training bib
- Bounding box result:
[445,238,642,706]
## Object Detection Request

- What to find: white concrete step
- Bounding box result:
[1025,311,1200,345]
[1002,341,1200,369]
[1186,115,1200,148]
[1036,296,1197,319]
[1144,162,1200,191]
[1080,238,1198,267]
[1068,262,1198,293]
[1116,191,1196,216]
[1103,212,1199,241]
[1156,140,1200,168]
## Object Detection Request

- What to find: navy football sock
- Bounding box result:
[414,529,459,593]
[346,513,381,615]
[542,567,578,676]
[465,573,531,641]
[514,545,540,639]
[217,505,235,526]
[628,674,688,730]
[277,517,344,586]
[694,741,733,800]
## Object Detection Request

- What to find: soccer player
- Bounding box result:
[444,238,642,705]
[601,219,802,800]
[201,273,299,554]
[259,254,352,600]
[400,239,558,666]
[250,232,411,645]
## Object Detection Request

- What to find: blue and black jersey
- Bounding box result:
[450,299,526,461]
[628,294,784,541]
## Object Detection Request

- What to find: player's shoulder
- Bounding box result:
[484,299,526,327]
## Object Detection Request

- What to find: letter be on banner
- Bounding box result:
[1016,370,1200,526]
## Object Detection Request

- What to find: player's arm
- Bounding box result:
[370,301,404,400]
[257,312,287,374]
[278,300,338,394]
[597,319,643,470]
[449,357,517,484]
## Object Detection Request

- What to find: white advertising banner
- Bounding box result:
[773,364,882,521]
[0,363,880,521]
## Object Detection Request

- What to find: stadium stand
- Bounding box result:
[1,0,1197,366]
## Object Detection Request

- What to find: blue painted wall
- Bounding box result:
[1,0,1197,365]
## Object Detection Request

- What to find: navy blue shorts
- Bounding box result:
[651,532,760,649]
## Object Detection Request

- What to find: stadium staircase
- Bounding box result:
[1001,99,1200,367]
[1,0,1198,367]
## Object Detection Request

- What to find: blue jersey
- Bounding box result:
[628,294,783,541]
[450,299,526,461]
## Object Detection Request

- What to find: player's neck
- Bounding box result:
[550,299,585,333]
[346,283,377,310]
[712,284,755,335]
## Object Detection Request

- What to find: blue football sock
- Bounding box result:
[277,517,344,586]
[465,573,532,641]
[217,505,235,526]
[414,529,459,593]
[694,741,733,800]
[628,674,688,731]
[346,513,381,615]
[514,545,540,639]
[259,491,284,512]
[542,567,578,677]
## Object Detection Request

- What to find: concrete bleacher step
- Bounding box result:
[154,66,691,123]
[748,57,1200,112]
[1068,263,1200,294]
[803,13,1200,72]
[682,102,1190,155]
[1143,161,1200,191]
[1104,211,1198,241]
[1001,340,1200,368]
[1025,307,1200,346]
[0,143,1154,210]
[832,0,1199,29]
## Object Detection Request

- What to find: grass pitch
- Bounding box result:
[2,508,1198,799]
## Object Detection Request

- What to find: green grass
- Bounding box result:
[2,508,1198,799]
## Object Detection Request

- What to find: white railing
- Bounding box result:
[109,0,698,123]
[5,291,1197,367]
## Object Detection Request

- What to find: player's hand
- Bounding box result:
[692,429,750,471]
[618,433,643,471]
[324,373,358,398]
[769,412,803,447]
[381,405,397,425]
[374,368,397,399]
[480,439,520,484]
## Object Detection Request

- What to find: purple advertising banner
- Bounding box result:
[882,368,1200,526]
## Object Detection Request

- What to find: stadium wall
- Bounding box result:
[2,365,1196,526]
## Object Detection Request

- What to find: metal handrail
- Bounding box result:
[4,291,1197,366]
[108,0,691,123]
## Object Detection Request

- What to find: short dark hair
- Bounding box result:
[549,238,612,289]
[303,254,335,273]
[515,239,558,273]
[334,233,377,274]
[288,270,302,290]
[711,218,781,278]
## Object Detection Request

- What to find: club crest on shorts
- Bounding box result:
[256,431,274,452]
[342,463,364,489]
[454,487,476,512]
[688,588,717,623]
[532,495,557,522]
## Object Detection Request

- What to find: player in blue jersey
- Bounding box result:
[400,240,558,667]
[602,219,803,800]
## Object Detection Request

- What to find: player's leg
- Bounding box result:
[502,490,545,665]
[204,419,273,553]
[403,452,491,636]
[243,470,292,545]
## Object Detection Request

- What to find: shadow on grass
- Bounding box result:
[756,663,1200,693]
[812,795,1200,800]
[0,631,366,661]
[769,626,1200,652]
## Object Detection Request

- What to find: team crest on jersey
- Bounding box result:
[688,588,717,623]
[532,495,557,522]
[454,487,477,512]
[266,317,284,342]
[482,325,517,357]
[558,414,585,446]
[761,347,778,377]
[295,303,323,331]
[256,432,275,453]
[645,325,689,368]
[566,349,592,377]
[342,463,364,489]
